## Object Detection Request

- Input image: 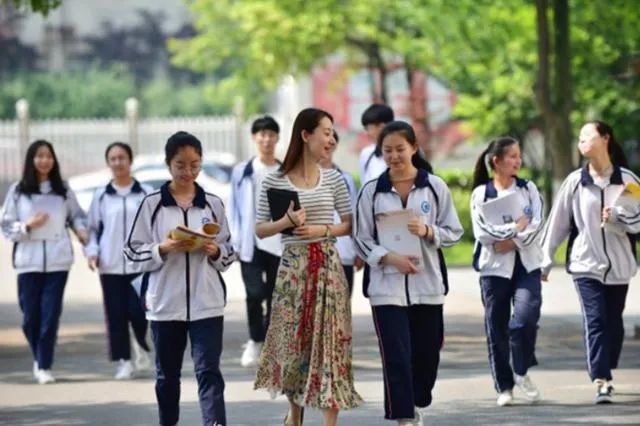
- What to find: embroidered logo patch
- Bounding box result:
[523,205,533,217]
[421,201,431,214]
[201,217,211,225]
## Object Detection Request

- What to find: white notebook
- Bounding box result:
[479,191,524,225]
[376,209,423,273]
[29,195,66,240]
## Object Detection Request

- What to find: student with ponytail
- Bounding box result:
[541,121,640,404]
[470,137,545,406]
[355,121,463,425]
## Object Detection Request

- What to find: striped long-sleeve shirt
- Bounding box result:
[256,167,352,244]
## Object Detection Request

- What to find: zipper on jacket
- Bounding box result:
[183,209,191,321]
[401,191,415,305]
[42,241,47,272]
[600,188,613,282]
[122,197,127,275]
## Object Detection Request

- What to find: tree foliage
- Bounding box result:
[171,0,639,162]
[0,66,230,119]
[7,0,61,15]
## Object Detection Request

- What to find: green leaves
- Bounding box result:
[10,0,61,16]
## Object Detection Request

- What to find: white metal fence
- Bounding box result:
[0,99,251,186]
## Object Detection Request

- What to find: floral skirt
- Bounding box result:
[254,240,362,410]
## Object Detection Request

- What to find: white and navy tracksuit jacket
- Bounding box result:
[84,180,152,275]
[359,145,387,186]
[227,157,281,263]
[471,177,544,277]
[335,167,358,266]
[541,165,640,284]
[124,182,236,322]
[354,168,464,306]
[1,181,86,274]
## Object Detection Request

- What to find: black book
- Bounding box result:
[266,188,301,235]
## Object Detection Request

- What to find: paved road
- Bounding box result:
[0,241,639,425]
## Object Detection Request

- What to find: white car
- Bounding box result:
[69,154,234,212]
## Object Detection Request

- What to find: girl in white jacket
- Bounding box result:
[84,142,153,380]
[1,140,87,384]
[541,121,640,404]
[470,137,544,407]
[354,121,463,425]
[124,131,235,426]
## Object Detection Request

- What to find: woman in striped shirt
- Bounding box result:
[253,108,362,425]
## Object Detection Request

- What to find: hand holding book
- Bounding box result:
[160,223,220,254]
[602,182,640,227]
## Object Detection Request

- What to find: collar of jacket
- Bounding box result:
[160,181,206,208]
[375,168,430,193]
[485,176,528,199]
[241,157,282,181]
[105,178,144,195]
[580,162,623,186]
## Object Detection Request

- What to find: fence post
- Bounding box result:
[233,96,246,161]
[125,97,139,154]
[16,98,29,161]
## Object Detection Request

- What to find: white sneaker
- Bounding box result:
[133,343,152,371]
[240,340,262,368]
[114,359,134,380]
[606,380,615,395]
[413,407,424,425]
[36,369,56,384]
[33,361,38,379]
[496,390,514,406]
[514,374,541,401]
[594,379,612,404]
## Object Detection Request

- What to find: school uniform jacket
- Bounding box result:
[541,165,640,284]
[334,167,358,265]
[471,177,544,278]
[124,182,236,321]
[84,180,153,275]
[1,181,87,274]
[359,144,387,186]
[227,158,281,263]
[354,169,464,306]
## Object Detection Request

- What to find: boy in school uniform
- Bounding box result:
[358,104,394,185]
[227,116,282,367]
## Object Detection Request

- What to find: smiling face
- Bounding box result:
[381,132,417,174]
[33,145,55,179]
[578,122,608,160]
[168,146,202,186]
[106,145,132,180]
[302,116,334,162]
[492,143,522,177]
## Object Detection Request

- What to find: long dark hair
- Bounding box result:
[18,140,67,197]
[588,120,629,168]
[377,121,433,173]
[280,108,333,175]
[472,137,519,189]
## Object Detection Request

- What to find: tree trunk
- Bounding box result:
[534,0,574,199]
[406,65,432,159]
[551,0,573,177]
[367,41,387,104]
